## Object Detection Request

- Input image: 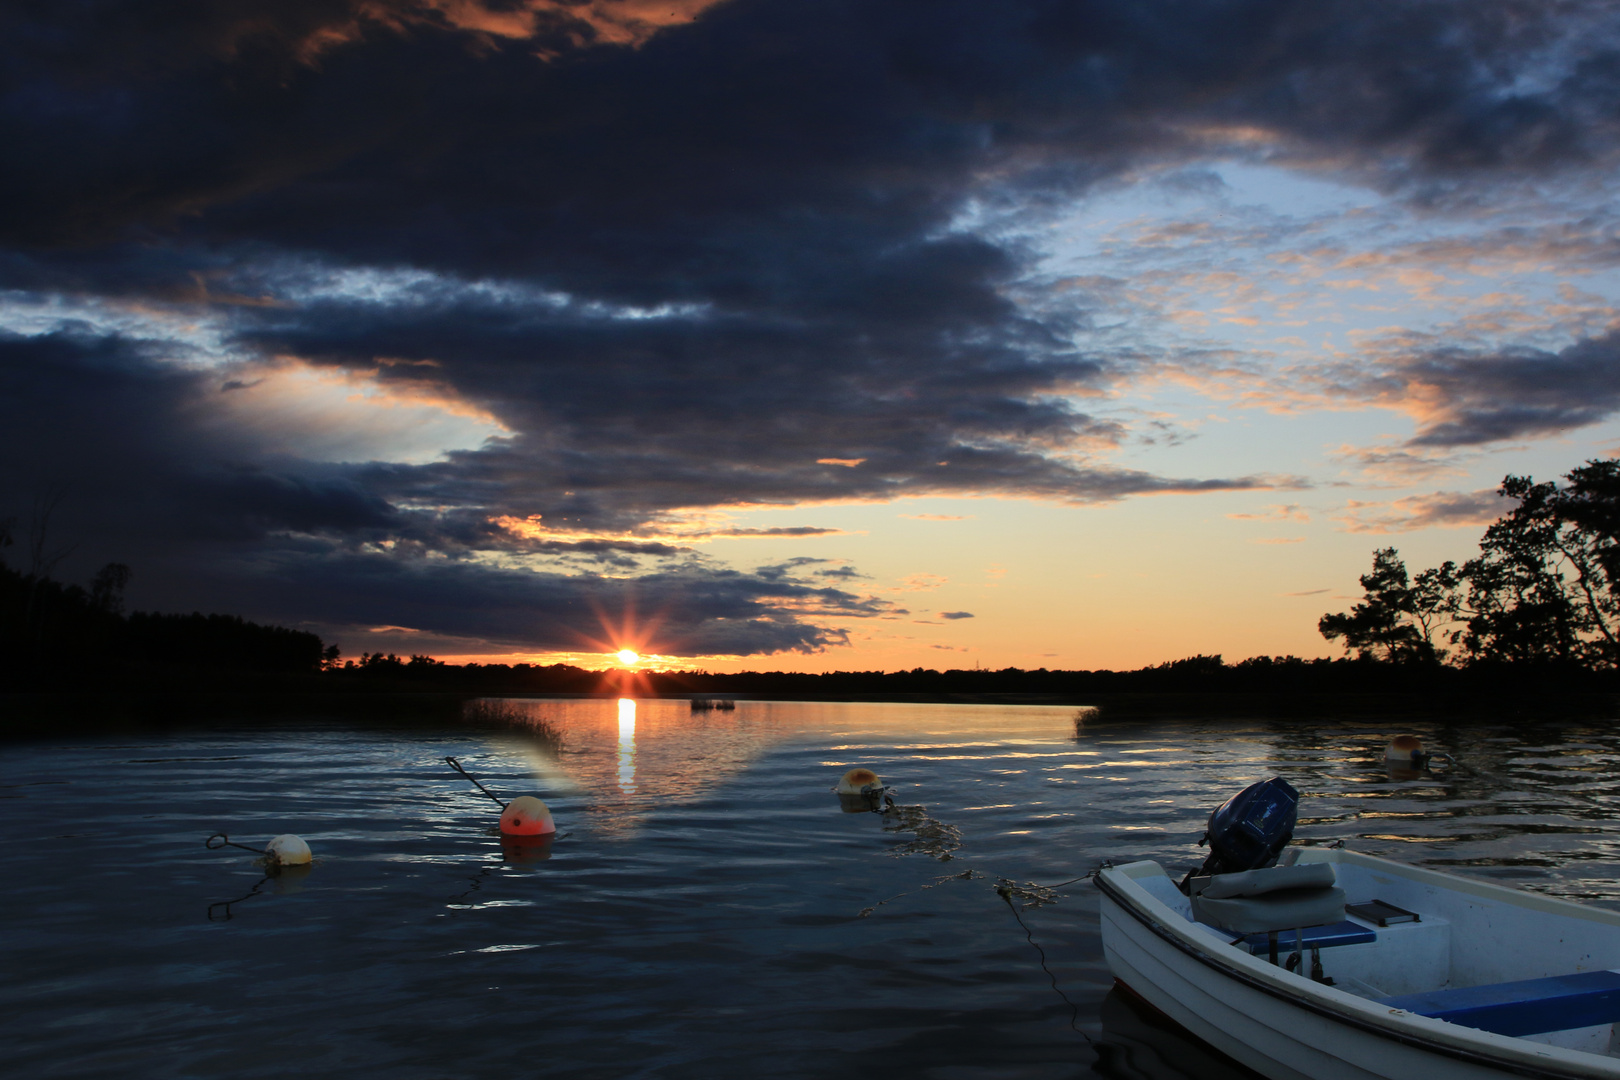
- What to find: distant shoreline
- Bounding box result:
[6,685,1618,739]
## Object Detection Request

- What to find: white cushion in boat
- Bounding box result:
[1189,864,1345,934]
[1200,862,1336,899]
[1192,887,1347,934]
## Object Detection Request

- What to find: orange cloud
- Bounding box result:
[445,0,724,48]
[1227,503,1309,522]
[892,573,948,592]
[1331,489,1505,534]
[290,0,725,64]
[490,514,846,545]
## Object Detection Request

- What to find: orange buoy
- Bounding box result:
[499,795,556,836]
[501,834,555,863]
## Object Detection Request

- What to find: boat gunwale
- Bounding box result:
[1095,855,1620,1080]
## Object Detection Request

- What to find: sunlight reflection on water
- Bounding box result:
[4,703,1620,1079]
[616,696,637,795]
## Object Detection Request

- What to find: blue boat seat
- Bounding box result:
[1235,919,1375,955]
[1381,970,1620,1037]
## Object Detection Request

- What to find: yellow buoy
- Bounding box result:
[499,795,556,836]
[835,767,888,813]
[264,834,312,866]
[1384,735,1425,764]
[836,768,882,796]
[270,862,315,890]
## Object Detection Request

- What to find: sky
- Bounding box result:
[4,0,1620,673]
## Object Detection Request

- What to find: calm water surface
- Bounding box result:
[5,700,1620,1079]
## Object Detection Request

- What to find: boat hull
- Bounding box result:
[1097,853,1620,1080]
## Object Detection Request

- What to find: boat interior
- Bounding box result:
[1129,852,1620,1057]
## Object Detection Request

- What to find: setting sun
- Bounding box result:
[616,649,640,666]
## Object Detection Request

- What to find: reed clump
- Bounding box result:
[460,698,564,751]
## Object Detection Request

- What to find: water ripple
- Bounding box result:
[3,704,1620,1078]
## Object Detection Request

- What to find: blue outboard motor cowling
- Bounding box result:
[1186,777,1299,886]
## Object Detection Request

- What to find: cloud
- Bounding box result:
[1227,504,1309,523]
[704,527,846,539]
[1339,330,1620,447]
[1281,589,1329,597]
[264,551,897,656]
[417,0,727,51]
[895,573,948,592]
[4,0,1620,655]
[1328,443,1470,483]
[1332,489,1507,534]
[939,611,975,620]
[10,0,1616,254]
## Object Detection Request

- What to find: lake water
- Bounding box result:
[5,699,1620,1079]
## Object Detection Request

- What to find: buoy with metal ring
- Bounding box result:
[1384,735,1424,765]
[834,767,893,812]
[265,834,313,866]
[501,833,556,863]
[836,768,882,795]
[499,795,556,836]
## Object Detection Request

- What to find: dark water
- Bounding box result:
[4,700,1620,1079]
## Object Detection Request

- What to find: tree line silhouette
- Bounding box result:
[6,458,1619,704]
[0,518,329,688]
[1320,459,1620,674]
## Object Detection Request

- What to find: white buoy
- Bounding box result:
[499,795,556,836]
[1384,735,1425,765]
[264,834,312,866]
[835,768,882,795]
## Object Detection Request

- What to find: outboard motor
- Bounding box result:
[1179,777,1299,892]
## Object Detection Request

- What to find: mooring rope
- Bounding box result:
[208,875,270,921]
[857,858,1114,1045]
[856,868,982,917]
[205,832,267,856]
[445,755,508,809]
[996,882,1091,1043]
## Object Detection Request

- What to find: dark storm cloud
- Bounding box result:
[5,0,1615,260]
[232,282,1267,530]
[4,0,1619,653]
[219,548,890,656]
[0,326,413,543]
[0,325,892,653]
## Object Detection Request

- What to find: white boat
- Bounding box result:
[1097,846,1620,1079]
